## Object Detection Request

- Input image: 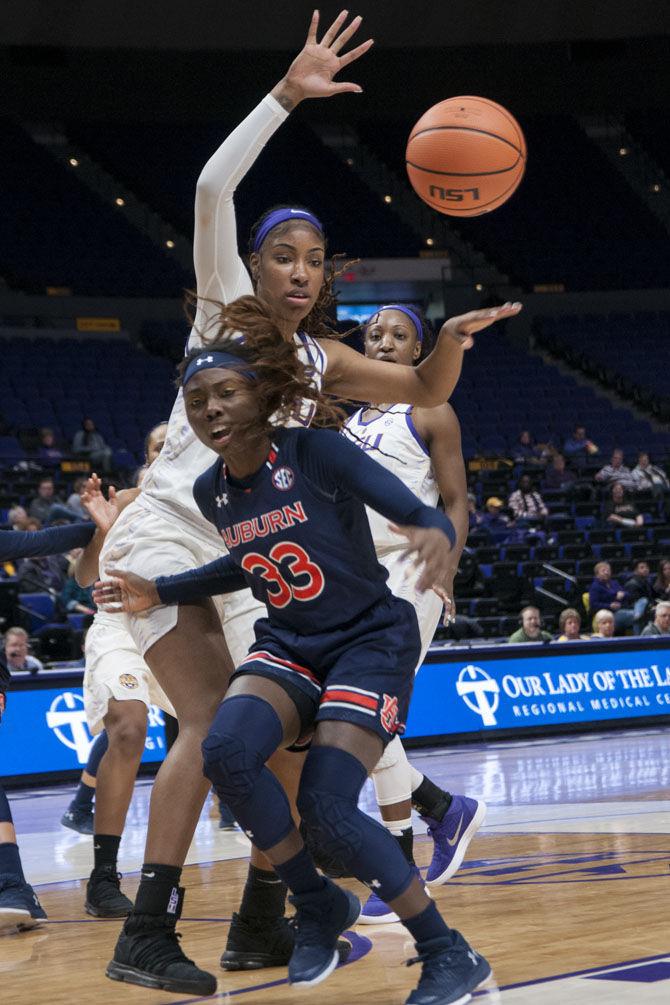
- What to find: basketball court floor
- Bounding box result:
[3,726,669,1003]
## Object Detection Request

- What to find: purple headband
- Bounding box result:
[253,208,324,253]
[182,350,256,387]
[369,304,423,346]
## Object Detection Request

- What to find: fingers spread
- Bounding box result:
[330,13,362,53]
[320,9,349,48]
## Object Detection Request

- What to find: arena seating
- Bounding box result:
[0,120,192,297]
[66,117,421,259]
[533,310,670,421]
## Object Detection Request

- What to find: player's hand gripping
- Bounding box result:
[441,302,523,350]
[93,569,161,614]
[389,524,453,595]
[81,474,121,535]
[272,10,373,109]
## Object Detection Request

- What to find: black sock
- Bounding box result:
[238,864,287,923]
[411,777,452,822]
[134,863,183,916]
[71,782,95,810]
[93,833,121,871]
[404,901,451,945]
[394,827,415,866]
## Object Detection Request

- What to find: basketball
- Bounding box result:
[406,96,527,217]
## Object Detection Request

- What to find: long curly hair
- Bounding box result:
[178,296,345,436]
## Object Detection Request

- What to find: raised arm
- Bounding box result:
[322,303,522,406]
[0,523,95,562]
[192,10,373,344]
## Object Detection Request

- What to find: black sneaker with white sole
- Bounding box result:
[221,910,352,971]
[85,864,133,918]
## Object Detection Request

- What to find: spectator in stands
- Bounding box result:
[508,606,552,643]
[16,521,68,593]
[623,559,655,632]
[595,448,636,491]
[641,601,670,637]
[508,474,548,523]
[603,483,644,528]
[512,430,549,466]
[72,418,113,473]
[556,608,588,641]
[467,491,484,532]
[60,553,96,616]
[631,452,669,497]
[588,561,635,633]
[564,424,598,469]
[652,558,670,603]
[28,476,57,523]
[3,627,43,675]
[37,427,64,467]
[480,496,511,543]
[543,453,576,492]
[7,505,29,530]
[592,610,615,638]
[65,477,90,520]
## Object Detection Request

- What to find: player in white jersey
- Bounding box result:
[343,305,487,923]
[71,426,178,919]
[97,11,521,994]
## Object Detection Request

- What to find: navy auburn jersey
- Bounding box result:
[157,427,454,635]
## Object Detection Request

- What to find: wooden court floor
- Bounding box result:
[3,829,669,1004]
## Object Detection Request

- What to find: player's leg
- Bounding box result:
[60,730,108,834]
[301,721,490,1003]
[0,785,47,932]
[201,672,357,989]
[86,698,148,918]
[106,599,233,997]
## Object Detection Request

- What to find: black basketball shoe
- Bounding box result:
[106,888,217,996]
[85,864,133,918]
[221,911,352,971]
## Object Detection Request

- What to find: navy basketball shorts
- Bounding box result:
[230,594,421,745]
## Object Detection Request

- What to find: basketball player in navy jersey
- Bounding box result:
[344,305,486,923]
[96,308,492,1004]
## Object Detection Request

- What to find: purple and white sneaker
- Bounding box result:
[358,867,430,925]
[424,795,486,887]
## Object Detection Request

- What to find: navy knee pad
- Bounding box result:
[85,730,109,776]
[297,746,368,868]
[298,745,414,903]
[201,695,283,805]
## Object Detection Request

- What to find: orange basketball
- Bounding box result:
[406,96,527,217]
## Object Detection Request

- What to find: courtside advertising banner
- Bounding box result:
[406,640,670,739]
[1,684,167,777]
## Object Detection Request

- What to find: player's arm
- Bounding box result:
[298,429,456,592]
[414,402,469,604]
[93,555,247,613]
[0,523,95,562]
[75,478,141,587]
[321,303,521,407]
[193,10,371,335]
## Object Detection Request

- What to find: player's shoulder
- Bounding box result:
[193,458,223,520]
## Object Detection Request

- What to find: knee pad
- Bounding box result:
[297,746,368,868]
[201,695,283,805]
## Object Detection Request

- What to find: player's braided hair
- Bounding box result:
[177,295,346,435]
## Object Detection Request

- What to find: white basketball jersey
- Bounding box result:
[343,405,438,554]
[102,331,327,552]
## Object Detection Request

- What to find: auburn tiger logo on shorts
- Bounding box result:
[119,674,139,690]
[380,693,400,734]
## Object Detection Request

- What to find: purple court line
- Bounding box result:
[472,951,670,997]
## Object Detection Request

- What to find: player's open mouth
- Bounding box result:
[210,426,232,445]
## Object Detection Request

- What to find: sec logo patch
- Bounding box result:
[272,466,295,491]
[119,673,139,690]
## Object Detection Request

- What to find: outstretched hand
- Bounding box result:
[93,568,161,614]
[81,474,120,534]
[273,10,373,108]
[440,302,523,350]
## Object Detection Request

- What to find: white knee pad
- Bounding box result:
[371,735,412,806]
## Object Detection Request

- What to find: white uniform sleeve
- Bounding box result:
[189,94,290,349]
